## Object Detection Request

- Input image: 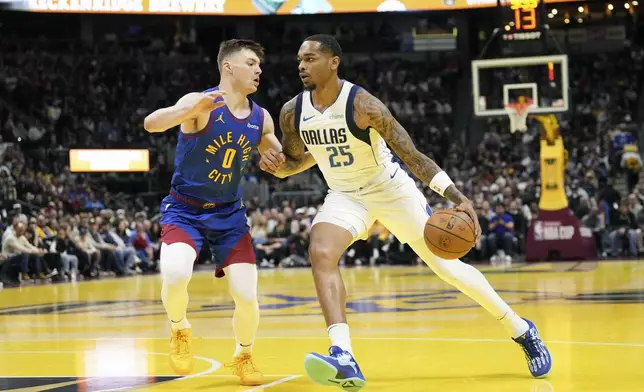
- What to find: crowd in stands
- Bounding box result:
[1,21,644,286]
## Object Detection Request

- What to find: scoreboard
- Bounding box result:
[500,0,544,41]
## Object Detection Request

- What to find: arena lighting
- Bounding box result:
[69,149,150,172]
[505,25,511,31]
[551,8,558,14]
[577,5,583,12]
[608,3,614,10]
[624,3,630,8]
[548,13,554,18]
[577,17,583,23]
[634,1,639,6]
[564,18,570,23]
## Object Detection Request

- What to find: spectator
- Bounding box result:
[129,224,157,272]
[283,224,310,267]
[50,228,80,281]
[609,202,638,257]
[0,250,27,286]
[468,202,490,261]
[100,221,137,273]
[75,226,101,278]
[89,218,129,276]
[627,193,643,217]
[487,204,515,263]
[1,221,46,282]
[0,166,17,202]
[582,201,606,257]
[24,226,58,280]
[35,214,56,240]
[508,200,528,251]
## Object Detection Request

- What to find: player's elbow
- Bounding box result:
[143,116,161,133]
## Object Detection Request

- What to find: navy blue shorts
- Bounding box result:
[159,194,255,277]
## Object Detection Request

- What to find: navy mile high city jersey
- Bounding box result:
[170,87,264,204]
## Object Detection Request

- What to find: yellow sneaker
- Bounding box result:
[226,353,264,386]
[169,328,194,375]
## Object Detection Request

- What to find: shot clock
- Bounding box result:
[500,0,544,41]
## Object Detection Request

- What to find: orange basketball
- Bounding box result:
[424,209,476,260]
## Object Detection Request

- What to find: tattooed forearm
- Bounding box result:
[279,97,305,161]
[353,89,468,205]
[443,184,469,205]
[271,97,316,178]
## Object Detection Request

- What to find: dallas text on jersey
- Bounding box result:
[300,127,348,146]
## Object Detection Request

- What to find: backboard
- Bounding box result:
[471,54,569,117]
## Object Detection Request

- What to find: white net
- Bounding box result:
[505,102,535,133]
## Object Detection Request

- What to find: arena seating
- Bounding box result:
[1,23,643,287]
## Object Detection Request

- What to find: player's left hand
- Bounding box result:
[454,202,481,242]
[259,148,286,174]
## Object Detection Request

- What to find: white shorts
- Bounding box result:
[312,162,431,244]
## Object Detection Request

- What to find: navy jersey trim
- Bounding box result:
[294,93,303,134]
[346,85,371,146]
[225,98,257,124]
[310,80,345,115]
[257,107,265,143]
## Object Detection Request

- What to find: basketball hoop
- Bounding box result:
[505,100,534,133]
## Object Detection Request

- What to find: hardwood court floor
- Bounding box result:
[1,260,643,391]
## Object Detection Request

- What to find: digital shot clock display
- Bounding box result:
[501,0,544,41]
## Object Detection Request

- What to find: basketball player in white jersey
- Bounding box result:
[259,35,552,390]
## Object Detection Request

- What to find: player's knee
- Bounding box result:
[231,288,258,309]
[229,275,258,307]
[226,263,258,307]
[160,242,196,284]
[309,241,342,268]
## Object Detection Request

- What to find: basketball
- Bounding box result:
[424,209,476,260]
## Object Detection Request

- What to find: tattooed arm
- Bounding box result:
[353,88,480,237]
[258,97,317,178]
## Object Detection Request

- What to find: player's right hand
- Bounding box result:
[191,91,227,114]
[259,148,286,174]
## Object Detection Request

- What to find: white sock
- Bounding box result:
[234,342,253,357]
[171,317,191,330]
[328,323,353,354]
[409,238,529,338]
[499,311,529,339]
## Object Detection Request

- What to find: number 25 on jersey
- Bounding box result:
[327,145,354,168]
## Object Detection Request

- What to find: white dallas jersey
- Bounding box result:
[296,81,393,192]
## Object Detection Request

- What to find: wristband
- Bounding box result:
[429,171,454,196]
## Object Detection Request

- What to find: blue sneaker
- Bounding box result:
[513,318,553,378]
[304,346,366,391]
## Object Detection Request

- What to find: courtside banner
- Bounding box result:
[1,0,582,14]
[69,149,150,172]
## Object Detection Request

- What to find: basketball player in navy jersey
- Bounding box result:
[260,35,552,390]
[144,39,314,385]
